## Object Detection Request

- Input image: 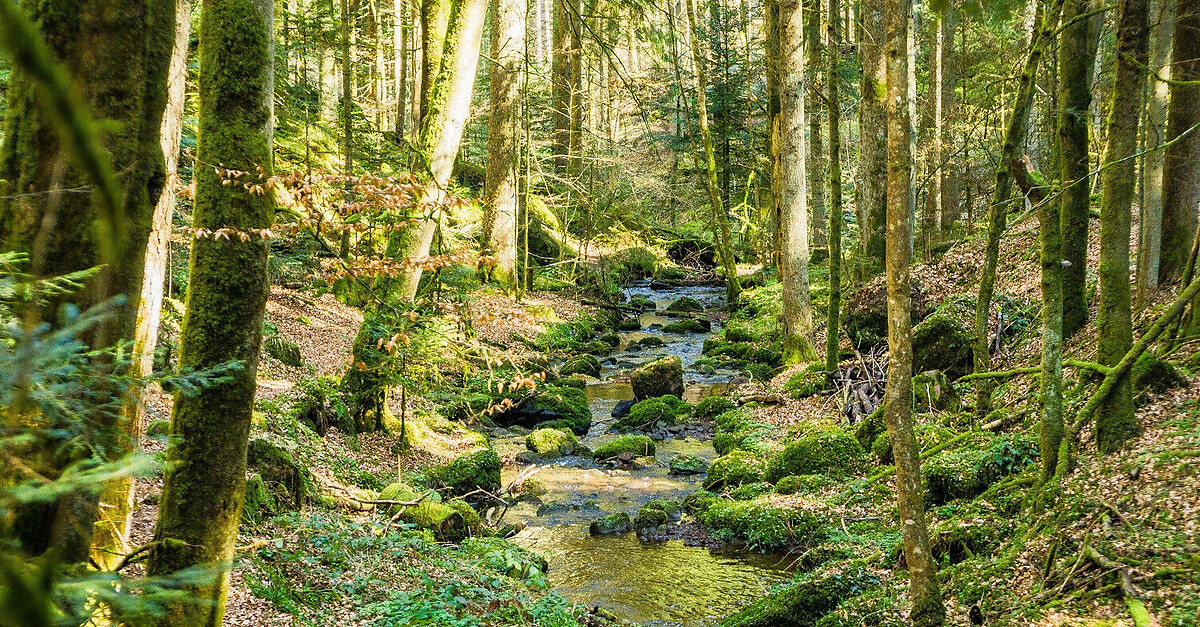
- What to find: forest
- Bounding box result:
[0,0,1198,624]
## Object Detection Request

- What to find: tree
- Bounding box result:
[777,0,816,362]
[686,0,742,306]
[805,0,826,249]
[552,0,581,175]
[825,0,843,371]
[883,0,944,622]
[937,4,960,235]
[1096,0,1150,453]
[0,0,175,561]
[1136,0,1175,302]
[482,0,525,290]
[1159,0,1200,283]
[859,0,887,268]
[146,1,275,624]
[1059,0,1101,336]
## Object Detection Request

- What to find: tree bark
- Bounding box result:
[805,0,827,248]
[939,4,960,234]
[146,1,274,624]
[421,0,451,128]
[1096,0,1149,454]
[1136,0,1174,303]
[766,0,782,267]
[884,0,945,622]
[686,0,742,306]
[859,0,887,268]
[1159,0,1200,283]
[551,0,579,173]
[482,0,525,290]
[826,0,843,370]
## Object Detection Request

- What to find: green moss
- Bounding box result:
[628,295,656,310]
[597,332,621,347]
[911,369,960,412]
[630,355,684,400]
[445,498,482,535]
[713,432,750,455]
[773,474,831,495]
[247,436,314,509]
[241,474,276,524]
[146,419,170,437]
[923,449,987,505]
[429,448,502,498]
[1131,352,1185,395]
[763,427,864,482]
[669,453,710,475]
[558,354,601,378]
[694,396,737,420]
[721,562,880,627]
[911,312,974,377]
[592,435,656,459]
[642,498,682,520]
[589,512,632,535]
[264,335,303,367]
[627,336,665,350]
[723,321,758,343]
[616,317,643,331]
[524,428,581,458]
[614,395,692,430]
[634,506,669,532]
[663,318,711,333]
[784,364,831,399]
[699,498,827,552]
[730,482,774,500]
[714,408,757,433]
[523,385,591,435]
[703,450,766,490]
[665,296,704,313]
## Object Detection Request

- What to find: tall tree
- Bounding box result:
[1059,0,1101,335]
[342,0,356,173]
[421,0,451,127]
[777,0,817,361]
[805,0,827,248]
[825,0,843,370]
[145,0,275,623]
[687,0,742,306]
[971,0,1063,413]
[1159,0,1200,283]
[1136,0,1175,302]
[859,0,887,268]
[551,0,581,174]
[884,0,944,621]
[482,0,525,290]
[0,0,175,561]
[938,3,960,235]
[1096,0,1150,453]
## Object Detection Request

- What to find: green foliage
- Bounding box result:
[614,395,692,430]
[773,474,831,495]
[291,375,352,434]
[729,482,774,500]
[784,364,831,399]
[698,498,827,552]
[763,426,864,482]
[668,453,710,475]
[592,435,656,459]
[720,562,880,627]
[693,396,736,420]
[703,450,766,490]
[610,246,661,281]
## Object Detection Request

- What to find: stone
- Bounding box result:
[428,448,502,498]
[559,354,602,378]
[264,335,303,367]
[662,318,711,333]
[630,356,684,400]
[613,395,691,430]
[592,435,656,460]
[525,428,581,458]
[669,453,710,475]
[665,296,704,313]
[611,399,636,419]
[589,512,633,535]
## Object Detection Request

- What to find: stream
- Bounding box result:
[493,283,794,626]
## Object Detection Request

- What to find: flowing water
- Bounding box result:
[496,283,794,626]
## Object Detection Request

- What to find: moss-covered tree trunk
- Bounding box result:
[765,0,782,267]
[776,0,816,361]
[551,0,578,174]
[686,0,742,307]
[883,0,944,622]
[1136,0,1175,303]
[1159,0,1200,283]
[971,0,1062,414]
[1096,0,1149,454]
[859,0,887,269]
[482,0,525,290]
[825,0,843,371]
[0,0,175,561]
[805,0,827,249]
[421,0,451,128]
[1059,0,1101,336]
[938,5,959,235]
[145,1,275,623]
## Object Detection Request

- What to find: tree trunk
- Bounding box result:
[686,0,742,306]
[551,0,578,173]
[1136,0,1174,303]
[777,0,817,361]
[971,0,1063,414]
[766,0,782,267]
[805,0,827,249]
[826,0,843,370]
[859,0,887,268]
[342,0,356,173]
[396,0,408,138]
[939,5,960,234]
[1096,0,1149,454]
[884,0,945,622]
[482,0,524,290]
[421,0,451,129]
[0,0,175,562]
[396,0,488,298]
[145,1,274,624]
[1159,0,1200,283]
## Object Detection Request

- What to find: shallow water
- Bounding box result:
[502,283,794,625]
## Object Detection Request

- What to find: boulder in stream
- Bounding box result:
[525,428,583,458]
[589,512,633,535]
[630,356,684,400]
[593,435,656,460]
[662,318,711,333]
[611,399,636,419]
[559,354,602,378]
[489,385,591,435]
[669,453,710,475]
[614,395,691,430]
[665,296,704,314]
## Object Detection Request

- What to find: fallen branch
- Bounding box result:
[1085,546,1152,627]
[958,366,1039,382]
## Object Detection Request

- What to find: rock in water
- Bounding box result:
[589,512,632,535]
[611,399,636,419]
[630,356,684,400]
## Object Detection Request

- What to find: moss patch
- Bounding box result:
[763,426,865,482]
[428,448,502,498]
[703,450,766,490]
[525,428,581,458]
[593,435,656,459]
[614,395,692,430]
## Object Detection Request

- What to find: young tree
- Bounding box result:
[825,0,843,370]
[1059,0,1101,335]
[1136,0,1175,302]
[805,0,827,248]
[1159,0,1200,283]
[1096,0,1150,453]
[0,0,175,561]
[777,0,817,361]
[686,0,742,306]
[884,0,944,622]
[859,0,887,267]
[146,1,275,624]
[482,0,525,290]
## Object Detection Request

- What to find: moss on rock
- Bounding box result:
[665,296,704,313]
[669,453,710,475]
[1131,352,1185,395]
[630,356,684,400]
[694,396,737,420]
[241,473,276,524]
[703,450,766,490]
[911,312,974,377]
[773,474,831,495]
[589,512,632,535]
[699,498,827,552]
[525,428,581,458]
[614,395,692,430]
[428,448,502,498]
[593,435,656,459]
[763,427,864,482]
[663,318,711,333]
[247,436,314,509]
[720,562,880,627]
[911,369,960,412]
[784,364,831,399]
[264,335,303,367]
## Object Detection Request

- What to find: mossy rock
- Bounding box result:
[714,408,757,433]
[682,489,718,514]
[1132,352,1186,396]
[694,396,736,420]
[720,562,880,627]
[852,407,885,453]
[663,318,711,333]
[593,435,656,460]
[241,473,276,524]
[698,498,827,552]
[492,385,591,435]
[628,295,656,310]
[428,448,502,498]
[627,336,666,351]
[525,428,581,458]
[630,355,684,400]
[400,501,468,542]
[911,312,973,377]
[763,427,864,482]
[911,369,960,412]
[246,436,313,509]
[642,498,682,521]
[264,335,303,367]
[723,321,758,343]
[556,375,589,390]
[665,296,704,313]
[843,277,929,349]
[784,364,831,400]
[713,432,750,456]
[616,317,643,331]
[597,332,621,347]
[773,474,831,495]
[614,395,692,430]
[730,482,774,500]
[589,512,633,535]
[378,482,443,511]
[634,506,669,532]
[669,453,710,475]
[445,498,482,535]
[559,354,602,378]
[923,448,988,505]
[703,450,766,491]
